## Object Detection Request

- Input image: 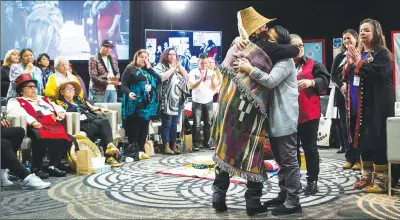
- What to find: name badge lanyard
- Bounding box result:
[353,51,372,87]
[141,69,151,101]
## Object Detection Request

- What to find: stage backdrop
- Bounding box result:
[393,31,400,102]
[303,39,326,65]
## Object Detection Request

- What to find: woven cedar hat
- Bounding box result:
[238,7,276,38]
[55,81,82,101]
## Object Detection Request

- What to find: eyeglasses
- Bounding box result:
[294,44,304,48]
[24,85,37,89]
[64,87,75,91]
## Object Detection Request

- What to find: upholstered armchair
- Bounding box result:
[387,102,400,196]
[7,112,80,162]
[93,103,124,139]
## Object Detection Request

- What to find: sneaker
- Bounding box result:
[193,144,200,151]
[106,157,121,167]
[271,204,302,216]
[22,174,51,190]
[0,169,13,187]
[32,169,49,179]
[105,143,120,156]
[352,163,361,170]
[139,151,150,160]
[48,167,67,177]
[343,162,354,169]
[203,144,215,150]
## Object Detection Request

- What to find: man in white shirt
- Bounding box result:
[188,53,219,151]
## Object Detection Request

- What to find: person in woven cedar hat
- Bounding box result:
[210,6,300,216]
[54,81,121,167]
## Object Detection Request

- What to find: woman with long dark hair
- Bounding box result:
[343,18,394,193]
[154,48,189,155]
[121,49,175,160]
[36,53,55,88]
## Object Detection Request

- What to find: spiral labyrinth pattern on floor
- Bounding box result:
[3,151,398,219]
[82,154,362,209]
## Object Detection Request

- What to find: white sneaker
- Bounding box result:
[22,174,51,190]
[0,169,13,187]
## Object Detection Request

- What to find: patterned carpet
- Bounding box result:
[1,149,399,219]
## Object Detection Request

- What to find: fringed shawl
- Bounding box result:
[211,41,272,182]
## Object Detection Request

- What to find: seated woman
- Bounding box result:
[55,81,120,167]
[45,56,83,101]
[1,120,51,189]
[7,74,72,178]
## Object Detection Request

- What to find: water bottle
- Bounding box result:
[179,141,184,152]
[119,146,124,160]
[24,161,31,171]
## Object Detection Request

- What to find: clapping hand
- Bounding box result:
[347,45,361,63]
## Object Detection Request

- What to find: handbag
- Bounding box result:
[317,115,332,147]
[144,135,155,156]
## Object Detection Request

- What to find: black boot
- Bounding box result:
[246,205,268,216]
[263,198,285,207]
[303,181,318,195]
[124,143,140,161]
[212,201,227,212]
[336,146,345,153]
[271,204,302,216]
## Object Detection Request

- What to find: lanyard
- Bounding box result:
[201,69,208,82]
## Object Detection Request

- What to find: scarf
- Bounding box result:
[55,71,75,87]
[154,63,189,116]
[42,67,54,87]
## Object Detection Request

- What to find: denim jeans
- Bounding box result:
[161,104,183,145]
[104,90,118,103]
[192,101,213,147]
[91,94,104,104]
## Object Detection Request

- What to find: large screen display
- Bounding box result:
[1,1,130,60]
[145,29,222,72]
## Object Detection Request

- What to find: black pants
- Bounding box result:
[81,118,113,151]
[1,127,30,179]
[346,115,360,163]
[361,150,388,165]
[28,128,72,170]
[212,167,263,208]
[124,115,149,152]
[297,119,320,182]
